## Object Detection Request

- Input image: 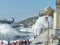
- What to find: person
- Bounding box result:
[16,41,19,45]
[1,41,5,45]
[13,42,16,45]
[24,40,27,45]
[8,40,10,45]
[40,28,43,33]
[26,39,30,44]
[19,40,23,45]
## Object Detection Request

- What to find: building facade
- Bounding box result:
[54,0,60,39]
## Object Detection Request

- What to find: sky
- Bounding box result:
[0,0,56,22]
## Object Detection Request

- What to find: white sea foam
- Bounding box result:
[32,16,53,35]
[0,24,20,40]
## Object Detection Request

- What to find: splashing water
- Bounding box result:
[32,16,53,35]
[0,24,18,40]
[0,24,12,34]
[0,16,53,42]
[0,23,35,41]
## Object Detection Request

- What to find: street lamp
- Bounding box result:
[48,20,49,45]
[45,15,49,45]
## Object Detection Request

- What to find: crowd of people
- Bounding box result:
[0,39,30,45]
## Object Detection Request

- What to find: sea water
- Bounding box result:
[0,24,34,41]
[0,16,53,43]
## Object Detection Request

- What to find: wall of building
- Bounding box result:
[54,0,60,38]
[56,5,60,29]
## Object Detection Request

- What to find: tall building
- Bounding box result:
[54,0,60,39]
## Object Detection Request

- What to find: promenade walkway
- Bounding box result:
[31,29,56,45]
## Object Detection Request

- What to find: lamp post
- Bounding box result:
[48,20,49,45]
[45,15,49,45]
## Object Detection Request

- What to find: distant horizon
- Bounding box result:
[0,0,55,22]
